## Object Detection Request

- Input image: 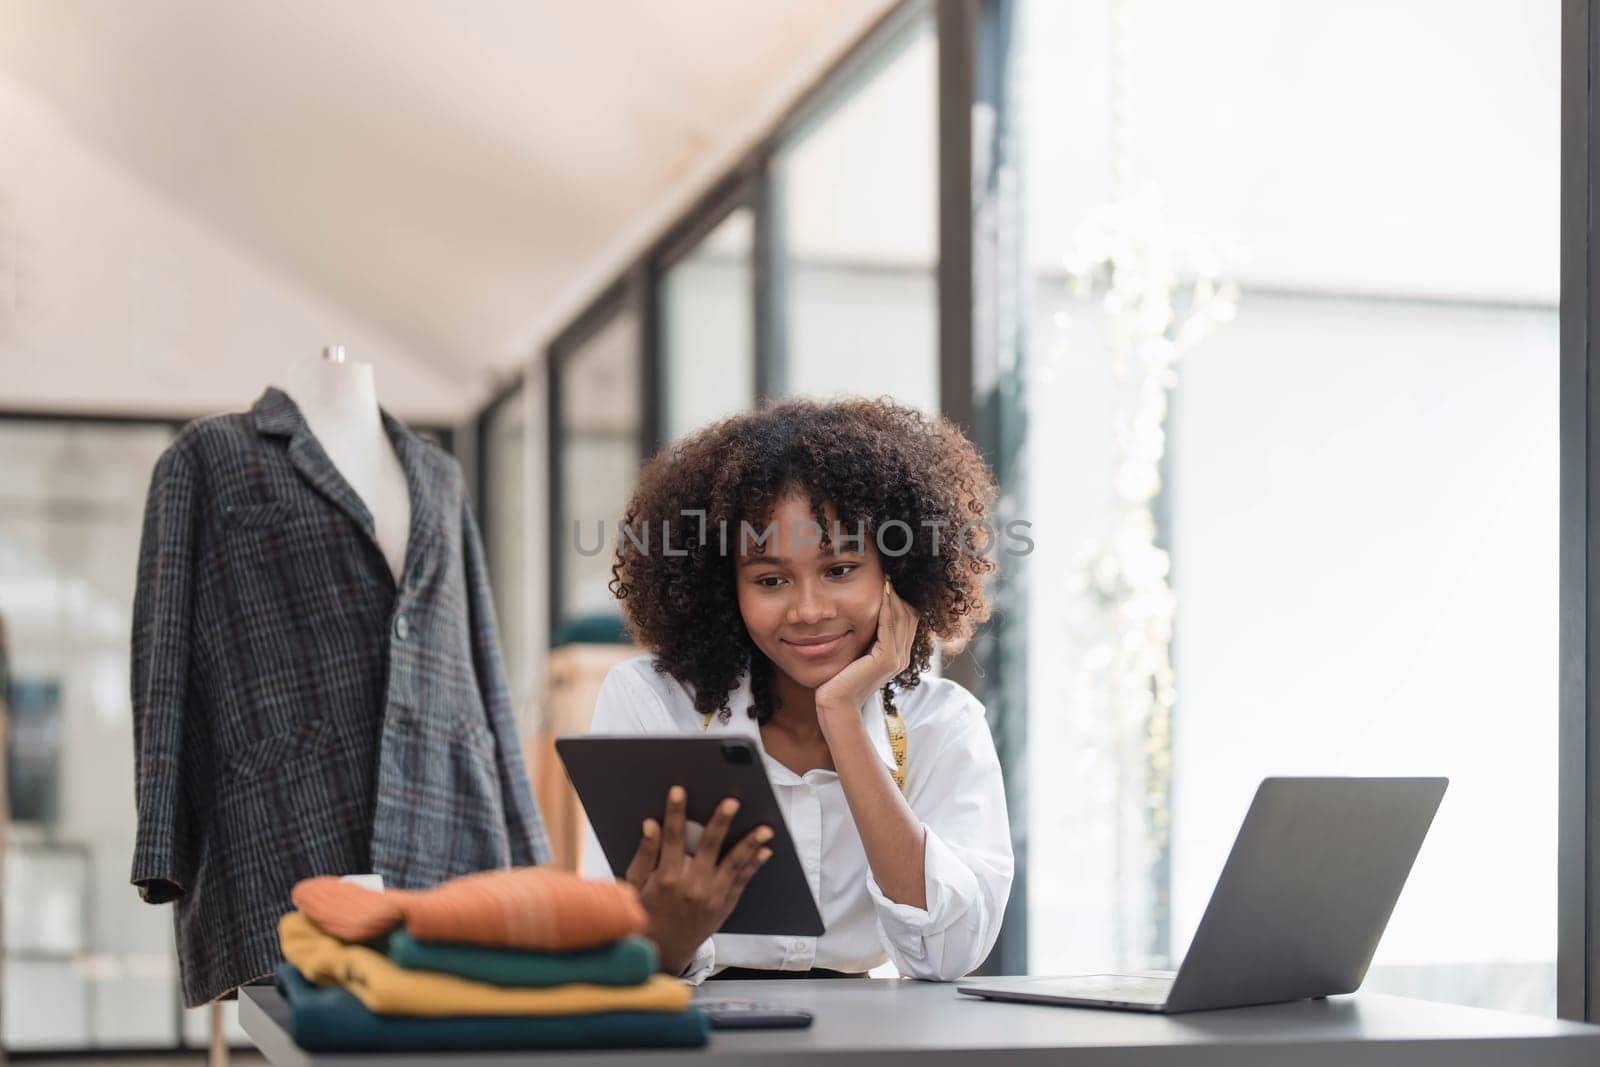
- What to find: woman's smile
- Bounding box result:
[781,630,853,659]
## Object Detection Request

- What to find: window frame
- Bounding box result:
[1557,0,1600,1024]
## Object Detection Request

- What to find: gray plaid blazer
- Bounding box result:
[131,387,549,1007]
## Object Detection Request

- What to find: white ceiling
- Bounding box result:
[0,0,893,419]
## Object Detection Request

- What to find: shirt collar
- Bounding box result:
[712,666,899,780]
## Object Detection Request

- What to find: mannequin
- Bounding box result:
[132,351,551,1009]
[275,345,411,583]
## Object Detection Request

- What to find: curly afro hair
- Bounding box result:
[608,396,998,724]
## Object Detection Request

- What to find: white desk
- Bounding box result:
[241,978,1600,1066]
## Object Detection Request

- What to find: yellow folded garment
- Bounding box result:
[278,912,690,1018]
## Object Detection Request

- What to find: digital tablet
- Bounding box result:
[555,735,825,937]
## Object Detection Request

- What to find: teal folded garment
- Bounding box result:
[386,931,658,987]
[274,965,709,1053]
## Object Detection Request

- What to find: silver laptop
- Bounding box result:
[959,776,1447,1014]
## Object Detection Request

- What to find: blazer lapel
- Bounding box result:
[252,387,378,538]
[252,387,443,586]
[380,410,441,581]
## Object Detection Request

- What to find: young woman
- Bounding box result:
[585,397,1012,982]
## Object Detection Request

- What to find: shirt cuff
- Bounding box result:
[865,824,984,963]
[677,936,717,985]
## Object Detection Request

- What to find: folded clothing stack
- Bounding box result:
[275,867,708,1053]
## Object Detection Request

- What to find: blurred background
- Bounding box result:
[0,0,1559,1056]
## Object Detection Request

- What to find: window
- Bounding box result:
[774,14,938,411]
[0,420,184,1050]
[660,207,756,441]
[1017,0,1559,1013]
[552,302,643,630]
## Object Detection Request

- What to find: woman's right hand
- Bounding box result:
[624,785,774,976]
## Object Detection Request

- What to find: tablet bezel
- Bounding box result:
[556,734,826,937]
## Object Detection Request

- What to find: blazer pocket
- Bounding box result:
[454,711,497,760]
[222,501,312,529]
[224,718,332,781]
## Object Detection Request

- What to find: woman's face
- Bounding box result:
[735,492,884,692]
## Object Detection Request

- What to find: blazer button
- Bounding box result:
[393,614,410,641]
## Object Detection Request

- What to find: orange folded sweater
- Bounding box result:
[290,867,647,953]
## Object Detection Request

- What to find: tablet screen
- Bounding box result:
[557,735,825,937]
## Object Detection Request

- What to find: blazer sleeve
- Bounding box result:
[130,445,199,903]
[461,498,551,867]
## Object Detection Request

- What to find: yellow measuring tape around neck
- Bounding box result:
[882,708,907,790]
[703,702,908,791]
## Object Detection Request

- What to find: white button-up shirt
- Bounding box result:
[582,654,1014,983]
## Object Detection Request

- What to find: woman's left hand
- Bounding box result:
[815,579,920,723]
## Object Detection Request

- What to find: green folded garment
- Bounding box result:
[387,930,658,988]
[274,964,708,1053]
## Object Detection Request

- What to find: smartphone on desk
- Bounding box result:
[696,999,815,1030]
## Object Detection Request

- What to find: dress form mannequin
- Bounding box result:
[274,346,411,583]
